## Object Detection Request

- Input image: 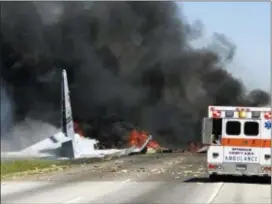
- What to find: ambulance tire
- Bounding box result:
[209,174,221,182]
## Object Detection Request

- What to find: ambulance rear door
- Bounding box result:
[222,118,261,165]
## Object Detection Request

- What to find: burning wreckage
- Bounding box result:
[2,70,185,160]
[4,2,263,159]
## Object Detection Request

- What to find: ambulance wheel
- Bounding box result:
[209,174,220,182]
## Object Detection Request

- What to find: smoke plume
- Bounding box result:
[0,2,269,150]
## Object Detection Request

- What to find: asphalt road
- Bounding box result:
[1,153,270,203]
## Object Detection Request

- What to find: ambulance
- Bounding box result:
[202,106,271,180]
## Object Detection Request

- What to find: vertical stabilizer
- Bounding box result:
[61,69,77,158]
[61,69,75,138]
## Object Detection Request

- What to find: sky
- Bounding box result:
[179,2,271,92]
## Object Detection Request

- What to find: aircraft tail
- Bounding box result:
[61,69,75,139]
[59,69,79,158]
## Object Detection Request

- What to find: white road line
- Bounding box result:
[63,197,83,203]
[122,179,132,183]
[207,182,224,204]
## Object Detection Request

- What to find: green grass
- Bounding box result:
[1,159,68,175]
[1,156,116,179]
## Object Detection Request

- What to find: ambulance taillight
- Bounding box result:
[208,164,222,169]
[261,166,271,172]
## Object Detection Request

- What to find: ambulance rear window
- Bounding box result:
[226,121,241,135]
[244,121,259,136]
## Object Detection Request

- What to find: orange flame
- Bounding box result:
[128,129,161,149]
[74,121,85,137]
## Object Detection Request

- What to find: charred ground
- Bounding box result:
[0,2,269,150]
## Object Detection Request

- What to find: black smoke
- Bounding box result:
[0,2,269,149]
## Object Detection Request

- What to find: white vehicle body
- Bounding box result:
[202,106,271,178]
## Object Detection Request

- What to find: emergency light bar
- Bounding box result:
[212,110,221,118]
[238,111,247,118]
[251,111,261,118]
[264,112,271,119]
[209,106,271,119]
[225,110,234,118]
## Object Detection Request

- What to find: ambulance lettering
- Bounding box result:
[224,147,258,163]
[224,156,257,162]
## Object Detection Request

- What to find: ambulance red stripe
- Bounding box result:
[221,138,271,148]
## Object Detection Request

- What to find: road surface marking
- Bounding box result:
[207,182,223,203]
[63,197,83,203]
[122,179,132,183]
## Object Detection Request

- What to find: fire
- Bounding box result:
[74,121,85,137]
[128,129,161,150]
[72,123,202,153]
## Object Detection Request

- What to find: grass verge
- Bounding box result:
[1,156,117,180]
